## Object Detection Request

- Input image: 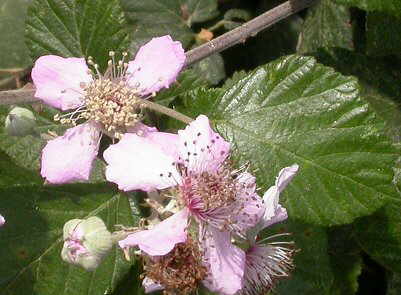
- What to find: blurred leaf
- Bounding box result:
[0,183,138,295]
[0,0,32,69]
[366,12,401,57]
[185,0,219,25]
[172,55,398,226]
[222,9,251,30]
[334,0,401,17]
[298,0,354,54]
[26,0,129,70]
[247,0,303,66]
[387,272,401,295]
[121,0,193,53]
[354,200,401,273]
[192,53,225,85]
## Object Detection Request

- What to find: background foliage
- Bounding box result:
[1,0,401,294]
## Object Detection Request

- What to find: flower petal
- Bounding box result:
[142,277,164,293]
[0,214,5,227]
[127,35,185,95]
[232,172,264,234]
[202,226,245,295]
[32,55,92,110]
[275,164,299,193]
[178,115,230,174]
[249,165,298,238]
[118,209,189,256]
[104,131,181,192]
[41,122,100,184]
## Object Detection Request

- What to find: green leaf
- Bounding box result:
[173,55,398,226]
[272,222,334,295]
[154,69,208,106]
[0,0,32,69]
[0,150,42,187]
[366,12,401,57]
[354,200,401,273]
[25,0,129,70]
[313,48,401,144]
[334,0,401,17]
[298,0,354,54]
[0,183,138,295]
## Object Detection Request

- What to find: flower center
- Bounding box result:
[54,52,144,138]
[81,78,142,135]
[180,166,237,213]
[145,238,207,295]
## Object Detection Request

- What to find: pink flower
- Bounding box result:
[0,214,5,227]
[106,115,264,294]
[239,165,298,295]
[31,35,185,184]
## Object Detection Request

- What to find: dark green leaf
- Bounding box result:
[334,0,401,17]
[26,0,129,70]
[173,55,398,226]
[387,272,401,295]
[366,12,401,57]
[0,184,138,295]
[272,222,334,295]
[298,0,354,54]
[313,48,401,143]
[354,200,401,273]
[154,69,209,106]
[121,0,194,53]
[185,0,219,25]
[328,226,362,295]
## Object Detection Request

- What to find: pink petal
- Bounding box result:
[202,226,245,295]
[104,131,181,192]
[178,115,230,174]
[118,209,189,256]
[232,172,264,234]
[32,55,92,110]
[142,277,164,293]
[250,165,298,236]
[276,164,299,193]
[126,122,157,135]
[0,214,5,226]
[127,35,185,95]
[41,121,100,184]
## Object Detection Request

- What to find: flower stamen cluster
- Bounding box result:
[144,237,207,295]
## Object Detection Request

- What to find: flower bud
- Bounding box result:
[4,106,36,136]
[61,216,113,271]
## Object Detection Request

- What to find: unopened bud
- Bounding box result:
[61,216,113,271]
[5,107,36,136]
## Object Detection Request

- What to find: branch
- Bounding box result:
[140,99,194,124]
[0,89,36,105]
[184,0,317,67]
